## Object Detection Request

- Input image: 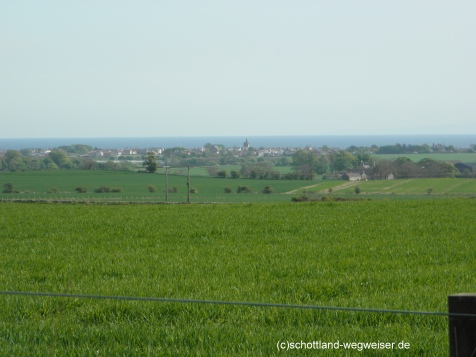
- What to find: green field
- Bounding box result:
[155,165,294,177]
[373,152,476,164]
[1,171,476,204]
[0,170,327,203]
[330,178,476,195]
[1,199,475,355]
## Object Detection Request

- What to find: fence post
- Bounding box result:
[448,293,476,357]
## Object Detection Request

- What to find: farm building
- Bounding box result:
[341,168,394,181]
[454,162,473,173]
[341,170,368,181]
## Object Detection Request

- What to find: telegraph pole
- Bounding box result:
[165,159,169,203]
[187,165,191,203]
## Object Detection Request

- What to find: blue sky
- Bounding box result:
[1,1,475,138]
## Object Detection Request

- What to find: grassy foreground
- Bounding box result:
[1,199,475,355]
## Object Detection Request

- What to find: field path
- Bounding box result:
[440,179,470,193]
[285,183,323,194]
[320,181,358,193]
[382,179,414,190]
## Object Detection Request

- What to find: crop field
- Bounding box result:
[1,199,475,355]
[330,178,476,196]
[0,171,312,203]
[1,171,476,204]
[155,164,294,177]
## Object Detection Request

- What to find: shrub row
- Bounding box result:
[224,185,274,194]
[94,186,123,193]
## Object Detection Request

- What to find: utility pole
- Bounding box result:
[449,293,476,356]
[187,165,191,203]
[165,159,169,203]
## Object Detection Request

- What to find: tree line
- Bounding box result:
[290,150,470,179]
[2,145,473,180]
[1,149,134,172]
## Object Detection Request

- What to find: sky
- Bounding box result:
[1,1,475,138]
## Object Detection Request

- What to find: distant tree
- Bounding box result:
[283,172,299,180]
[98,161,119,170]
[262,186,274,194]
[419,159,457,178]
[94,186,111,193]
[79,158,99,170]
[206,167,218,177]
[0,159,8,171]
[8,157,27,171]
[291,150,328,178]
[354,186,361,194]
[276,157,290,166]
[74,186,87,193]
[204,143,225,151]
[237,185,252,193]
[373,159,394,180]
[240,162,278,180]
[356,153,372,163]
[393,157,418,179]
[315,156,329,174]
[48,149,73,169]
[163,147,188,158]
[329,150,358,172]
[4,150,21,164]
[58,144,93,154]
[217,170,227,178]
[3,183,15,193]
[224,187,232,193]
[439,162,458,178]
[220,152,238,165]
[20,148,32,157]
[270,171,281,180]
[142,152,158,173]
[230,170,240,179]
[42,157,59,170]
[291,195,309,202]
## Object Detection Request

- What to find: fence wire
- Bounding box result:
[1,290,475,318]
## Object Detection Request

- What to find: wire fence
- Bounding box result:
[0,195,287,204]
[1,290,475,318]
[2,193,475,205]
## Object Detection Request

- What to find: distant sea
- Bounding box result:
[0,135,475,150]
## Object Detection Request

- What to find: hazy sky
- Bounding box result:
[1,1,475,138]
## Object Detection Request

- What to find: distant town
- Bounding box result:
[1,137,475,159]
[1,138,475,180]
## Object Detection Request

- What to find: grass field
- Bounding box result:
[330,178,476,195]
[373,152,476,164]
[0,170,323,203]
[1,171,476,204]
[155,165,294,177]
[0,199,475,355]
